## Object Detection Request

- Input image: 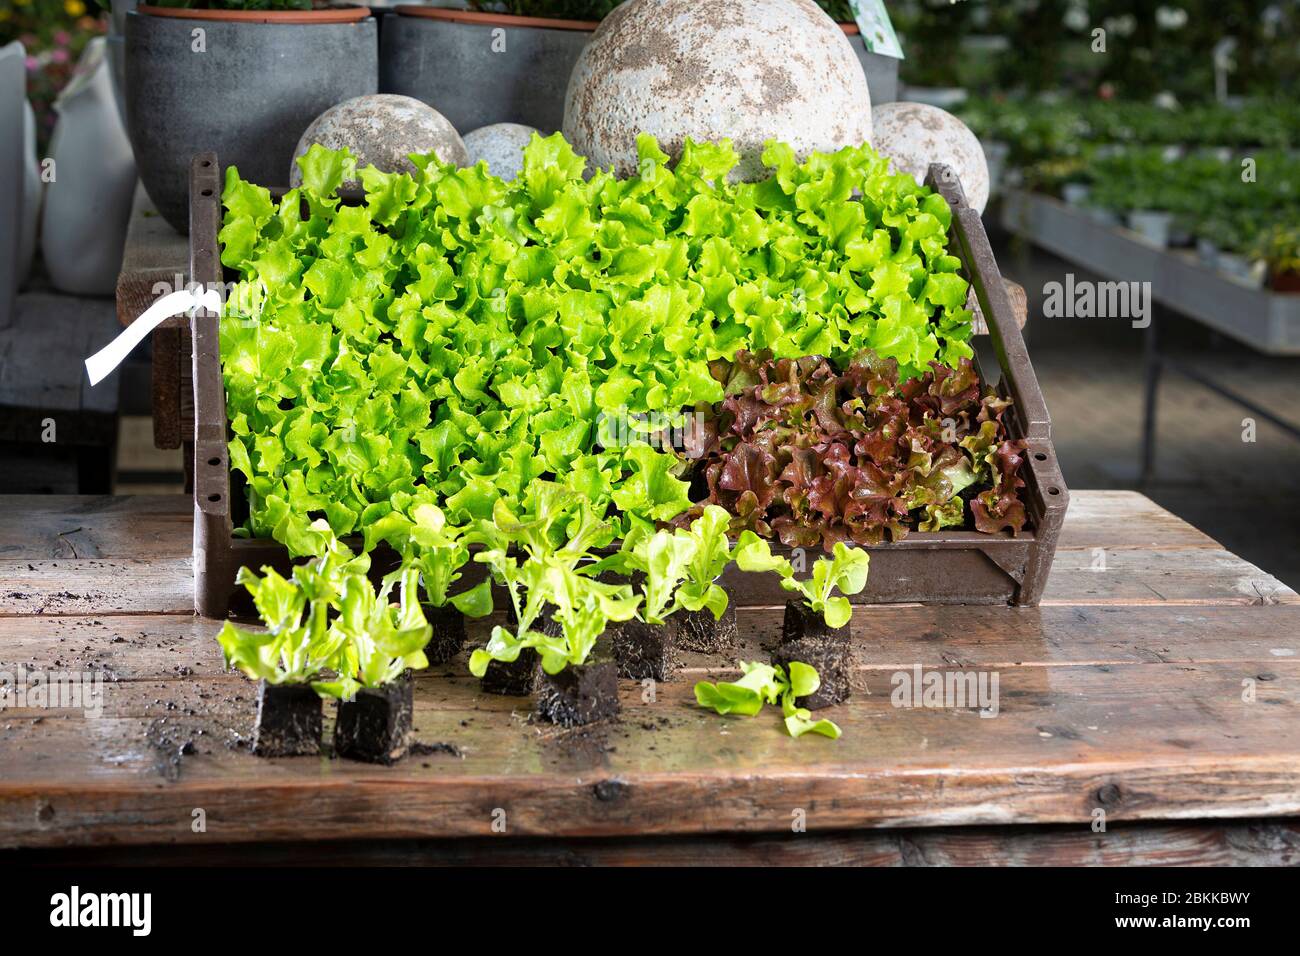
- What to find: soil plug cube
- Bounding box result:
[482,604,558,696]
[676,603,738,654]
[614,616,678,681]
[534,642,620,727]
[773,600,852,710]
[481,648,542,696]
[252,681,323,758]
[333,674,414,764]
[425,603,467,665]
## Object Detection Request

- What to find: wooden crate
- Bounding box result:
[187,154,1068,618]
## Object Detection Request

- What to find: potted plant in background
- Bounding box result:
[123,1,379,232]
[381,0,896,138]
[1254,224,1300,293]
[381,2,607,136]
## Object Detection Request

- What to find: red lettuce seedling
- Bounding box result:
[687,350,1028,549]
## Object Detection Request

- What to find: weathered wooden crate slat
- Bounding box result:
[187,155,1068,618]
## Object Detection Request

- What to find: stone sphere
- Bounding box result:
[463,123,540,181]
[290,94,468,188]
[871,101,989,214]
[563,0,871,181]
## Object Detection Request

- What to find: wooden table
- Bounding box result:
[2,491,1298,865]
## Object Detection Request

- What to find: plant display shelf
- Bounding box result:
[187,153,1068,619]
[1000,188,1300,356]
[1000,187,1300,482]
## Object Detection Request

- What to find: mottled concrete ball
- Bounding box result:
[463,123,540,181]
[290,94,469,188]
[871,101,989,214]
[563,0,872,181]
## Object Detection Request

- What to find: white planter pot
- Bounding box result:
[1196,238,1219,267]
[1061,183,1090,206]
[1127,210,1173,248]
[20,101,40,287]
[40,37,138,296]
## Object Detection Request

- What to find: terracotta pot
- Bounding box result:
[125,6,378,232]
[1271,271,1300,293]
[136,3,371,24]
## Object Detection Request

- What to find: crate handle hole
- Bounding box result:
[207,457,221,466]
[1047,487,1061,496]
[200,188,214,197]
[207,493,221,503]
[1034,452,1048,461]
[201,160,212,168]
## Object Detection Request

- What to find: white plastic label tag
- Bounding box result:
[84,287,223,387]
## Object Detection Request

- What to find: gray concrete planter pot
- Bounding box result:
[125,6,378,233]
[380,7,596,135]
[839,23,898,105]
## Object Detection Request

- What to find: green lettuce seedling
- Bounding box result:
[619,504,735,625]
[694,660,842,739]
[468,484,640,676]
[672,505,735,619]
[733,532,870,628]
[313,564,432,701]
[218,519,432,700]
[216,521,366,687]
[364,501,494,618]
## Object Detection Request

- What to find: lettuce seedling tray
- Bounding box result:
[186,153,1068,619]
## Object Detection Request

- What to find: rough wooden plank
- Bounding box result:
[0,661,1296,847]
[116,186,191,451]
[0,559,193,616]
[1055,489,1222,551]
[1041,548,1297,606]
[0,495,191,559]
[115,184,189,332]
[3,605,1298,683]
[0,292,122,422]
[152,327,182,450]
[11,818,1297,866]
